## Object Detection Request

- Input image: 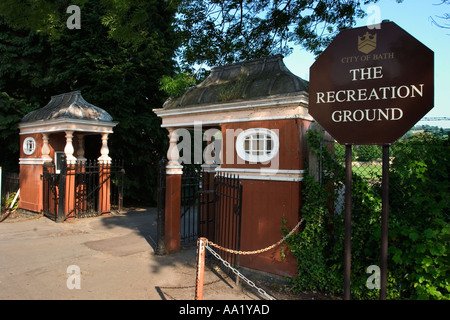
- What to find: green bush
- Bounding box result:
[388,133,449,299]
[285,131,449,300]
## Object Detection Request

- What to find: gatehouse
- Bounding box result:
[17,91,122,221]
[154,55,315,277]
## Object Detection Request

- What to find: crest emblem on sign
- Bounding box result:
[358,31,377,54]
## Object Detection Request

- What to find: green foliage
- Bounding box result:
[335,143,381,162]
[177,0,377,67]
[2,191,19,211]
[159,73,197,98]
[354,145,382,162]
[283,174,341,293]
[410,124,449,138]
[0,18,51,171]
[285,130,450,300]
[388,133,450,299]
[284,129,344,294]
[0,0,69,38]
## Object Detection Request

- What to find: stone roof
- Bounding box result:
[21,91,113,123]
[162,55,309,110]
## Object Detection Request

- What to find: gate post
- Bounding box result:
[0,166,2,210]
[156,157,167,255]
[165,172,182,253]
[98,133,112,215]
[165,128,183,253]
[64,162,77,220]
[62,131,77,220]
[98,161,111,215]
[56,156,66,222]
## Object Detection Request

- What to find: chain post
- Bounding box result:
[195,237,207,300]
[205,245,276,300]
[194,220,302,300]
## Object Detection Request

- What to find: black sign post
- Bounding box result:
[309,21,434,300]
[380,145,389,299]
[344,145,352,300]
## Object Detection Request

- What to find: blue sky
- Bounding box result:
[284,0,450,129]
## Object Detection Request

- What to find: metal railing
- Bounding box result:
[41,156,124,221]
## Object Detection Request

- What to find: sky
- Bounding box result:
[284,0,450,129]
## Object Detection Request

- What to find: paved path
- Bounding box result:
[0,209,266,300]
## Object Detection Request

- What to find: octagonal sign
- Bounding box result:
[309,21,434,145]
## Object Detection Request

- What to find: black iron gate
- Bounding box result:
[212,174,243,267]
[178,166,243,267]
[42,157,124,221]
[42,162,60,221]
[180,165,202,244]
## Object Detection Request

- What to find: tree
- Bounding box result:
[0,19,51,171]
[176,0,381,68]
[430,0,450,31]
[48,1,179,205]
[0,0,179,205]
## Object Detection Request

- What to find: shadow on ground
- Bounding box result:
[100,207,159,250]
[96,208,199,276]
[91,208,335,300]
[95,208,270,299]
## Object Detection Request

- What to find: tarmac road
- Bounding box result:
[0,208,265,300]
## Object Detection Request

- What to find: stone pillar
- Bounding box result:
[64,131,77,220]
[36,133,52,215]
[76,134,87,162]
[64,131,77,164]
[98,133,112,164]
[166,128,183,174]
[164,128,183,253]
[41,133,52,162]
[98,133,111,215]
